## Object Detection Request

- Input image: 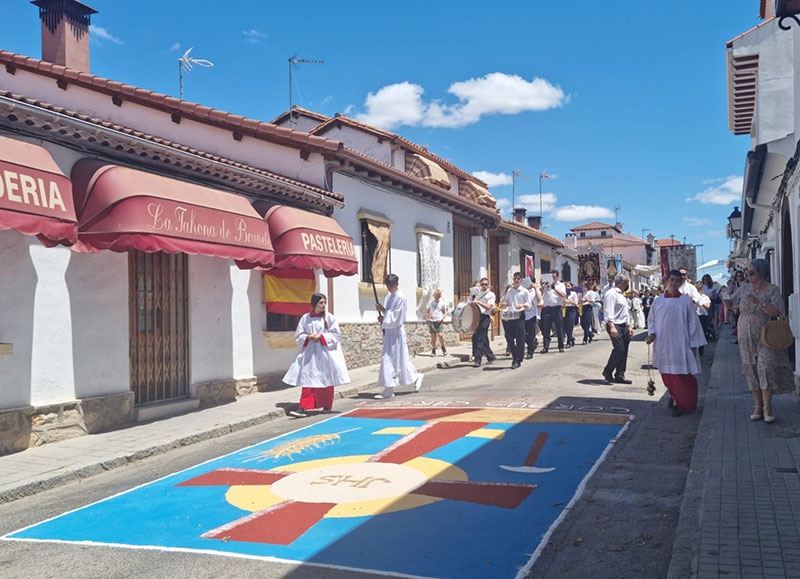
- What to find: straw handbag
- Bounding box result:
[761,316,794,350]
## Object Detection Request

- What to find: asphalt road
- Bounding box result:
[0,329,708,579]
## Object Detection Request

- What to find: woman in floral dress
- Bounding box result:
[724,259,793,423]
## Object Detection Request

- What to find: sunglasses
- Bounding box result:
[480,283,489,286]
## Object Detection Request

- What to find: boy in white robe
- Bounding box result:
[284,293,350,418]
[645,270,707,416]
[374,273,423,399]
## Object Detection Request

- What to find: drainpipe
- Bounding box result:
[325,159,350,191]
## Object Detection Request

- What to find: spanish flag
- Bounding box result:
[264,269,316,316]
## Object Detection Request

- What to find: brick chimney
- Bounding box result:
[512,207,527,224]
[33,0,97,72]
[527,215,542,230]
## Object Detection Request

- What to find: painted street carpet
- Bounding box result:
[4,408,629,579]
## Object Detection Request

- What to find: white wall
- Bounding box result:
[328,173,454,323]
[189,255,235,384]
[66,249,129,399]
[0,231,37,408]
[323,125,393,166]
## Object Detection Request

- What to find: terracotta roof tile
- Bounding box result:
[0,90,342,205]
[303,110,488,187]
[0,50,343,155]
[498,218,564,246]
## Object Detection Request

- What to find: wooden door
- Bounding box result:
[129,250,189,405]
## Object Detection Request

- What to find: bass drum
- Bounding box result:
[452,301,480,334]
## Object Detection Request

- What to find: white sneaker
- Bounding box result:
[414,373,424,392]
[374,388,395,399]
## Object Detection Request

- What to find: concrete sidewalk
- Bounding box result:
[0,344,472,504]
[669,326,800,578]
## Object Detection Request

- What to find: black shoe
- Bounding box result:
[525,353,533,359]
[588,335,593,343]
[541,348,549,354]
[473,360,481,367]
[442,347,447,355]
[667,397,675,409]
[558,347,564,353]
[671,405,684,417]
[614,377,633,385]
[288,409,308,418]
[511,361,521,369]
[602,371,614,384]
[487,356,496,363]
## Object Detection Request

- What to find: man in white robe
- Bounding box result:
[375,273,423,399]
[646,269,707,416]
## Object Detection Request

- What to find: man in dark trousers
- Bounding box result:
[540,271,566,353]
[602,274,634,384]
[470,277,496,367]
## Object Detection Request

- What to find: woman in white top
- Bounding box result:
[284,293,350,418]
[426,288,448,356]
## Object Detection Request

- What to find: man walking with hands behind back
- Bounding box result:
[603,274,634,384]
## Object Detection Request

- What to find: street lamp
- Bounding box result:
[776,0,800,30]
[538,170,556,217]
[727,206,742,239]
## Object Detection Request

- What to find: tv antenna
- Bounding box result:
[289,55,324,115]
[511,167,529,213]
[178,48,214,100]
[614,205,621,223]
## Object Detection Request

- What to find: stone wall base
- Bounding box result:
[0,392,135,456]
[338,321,460,369]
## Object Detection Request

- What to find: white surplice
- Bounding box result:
[378,289,420,387]
[648,294,707,375]
[282,313,350,388]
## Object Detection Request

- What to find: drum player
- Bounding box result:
[470,277,497,367]
[501,272,532,369]
[540,271,567,353]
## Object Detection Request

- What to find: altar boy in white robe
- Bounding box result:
[374,273,424,399]
[284,293,350,418]
[645,269,707,417]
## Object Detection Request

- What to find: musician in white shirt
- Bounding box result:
[470,277,496,367]
[522,275,542,359]
[540,271,567,353]
[501,272,532,369]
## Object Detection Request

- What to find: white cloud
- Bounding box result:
[90,25,123,45]
[168,42,181,52]
[243,29,268,44]
[496,198,511,215]
[517,193,558,215]
[357,82,426,129]
[683,217,713,227]
[473,171,512,187]
[551,205,615,222]
[320,95,334,107]
[687,175,742,205]
[704,229,725,238]
[355,73,565,130]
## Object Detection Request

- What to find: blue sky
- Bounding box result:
[0,1,761,264]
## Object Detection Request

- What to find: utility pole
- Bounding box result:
[511,168,528,213]
[538,170,556,218]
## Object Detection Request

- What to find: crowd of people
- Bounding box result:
[281,261,793,424]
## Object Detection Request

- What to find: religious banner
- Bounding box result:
[660,246,671,280]
[578,253,600,287]
[667,245,697,281]
[604,255,622,287]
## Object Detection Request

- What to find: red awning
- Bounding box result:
[0,134,77,246]
[264,205,357,277]
[70,159,274,267]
